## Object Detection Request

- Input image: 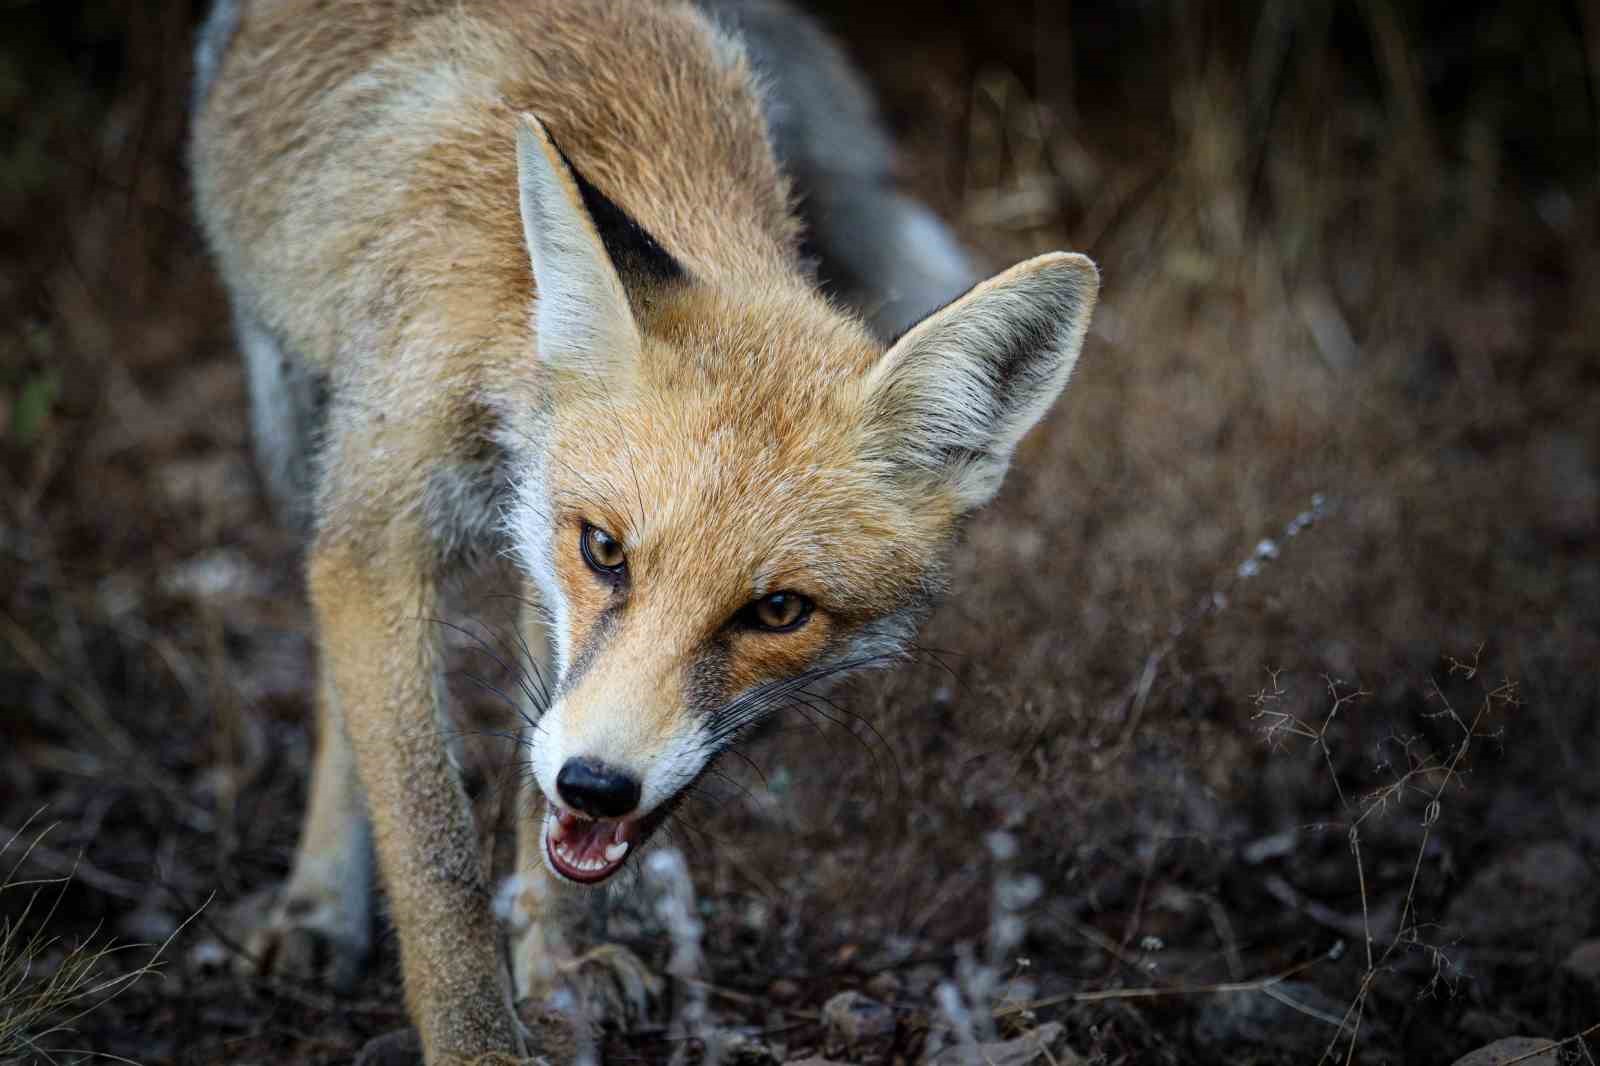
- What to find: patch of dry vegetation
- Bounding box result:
[0,817,186,1064]
[2,1,1597,1063]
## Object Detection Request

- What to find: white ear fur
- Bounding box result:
[863,252,1099,510]
[516,113,640,376]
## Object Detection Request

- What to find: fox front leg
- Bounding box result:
[236,668,374,989]
[310,529,524,1062]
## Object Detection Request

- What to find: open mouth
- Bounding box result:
[543,806,647,884]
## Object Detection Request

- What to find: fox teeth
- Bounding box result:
[604,840,629,863]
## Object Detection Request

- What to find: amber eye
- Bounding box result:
[746,591,813,632]
[579,523,626,574]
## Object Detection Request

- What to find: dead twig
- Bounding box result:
[1316,647,1519,1064]
[992,945,1340,1018]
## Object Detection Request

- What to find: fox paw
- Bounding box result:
[229,882,371,990]
[518,941,662,1031]
[564,943,663,1027]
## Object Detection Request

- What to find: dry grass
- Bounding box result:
[0,817,190,1064]
[2,0,1598,1062]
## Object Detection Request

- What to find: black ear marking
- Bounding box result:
[548,138,687,288]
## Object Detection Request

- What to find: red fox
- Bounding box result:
[190,0,1097,1059]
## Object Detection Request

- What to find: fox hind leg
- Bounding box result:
[237,668,374,989]
[233,306,325,533]
[228,304,368,986]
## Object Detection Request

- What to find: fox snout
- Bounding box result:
[555,758,641,819]
[531,680,708,885]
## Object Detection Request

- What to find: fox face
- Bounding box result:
[504,116,1097,885]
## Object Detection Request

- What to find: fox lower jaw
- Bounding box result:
[539,803,657,886]
[526,702,704,886]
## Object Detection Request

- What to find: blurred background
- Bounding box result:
[2,1,1597,1062]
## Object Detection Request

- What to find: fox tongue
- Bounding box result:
[559,815,613,860]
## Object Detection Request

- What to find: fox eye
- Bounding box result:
[579,523,626,574]
[744,591,812,632]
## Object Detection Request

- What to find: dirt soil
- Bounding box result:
[3,2,1598,1064]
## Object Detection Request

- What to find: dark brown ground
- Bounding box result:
[3,2,1598,1064]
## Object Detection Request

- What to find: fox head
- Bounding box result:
[505,114,1097,884]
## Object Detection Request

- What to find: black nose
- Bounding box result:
[556,758,641,819]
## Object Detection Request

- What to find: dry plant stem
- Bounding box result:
[991,949,1332,1018]
[1115,494,1330,753]
[1261,981,1350,1030]
[1255,672,1373,967]
[1318,647,1518,1065]
[0,824,144,902]
[1499,1022,1600,1066]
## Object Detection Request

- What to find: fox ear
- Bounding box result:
[863,252,1099,511]
[516,113,640,378]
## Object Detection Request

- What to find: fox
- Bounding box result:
[189,0,1097,1060]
